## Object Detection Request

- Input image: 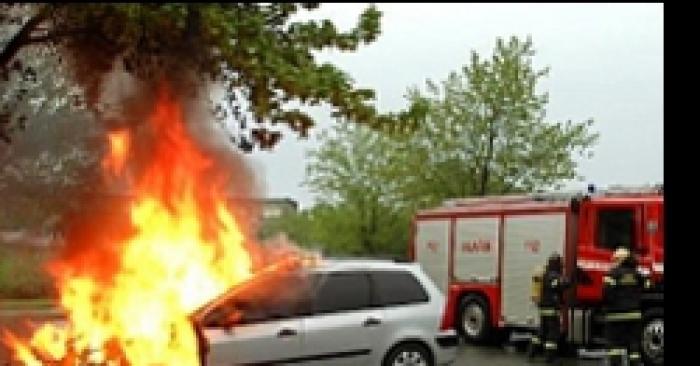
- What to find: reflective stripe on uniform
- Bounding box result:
[608,349,626,356]
[603,276,616,286]
[605,311,642,321]
[544,342,557,350]
[619,273,638,285]
[539,308,558,316]
[531,336,541,344]
[629,353,641,360]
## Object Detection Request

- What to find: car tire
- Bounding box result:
[641,308,664,366]
[383,342,434,366]
[457,294,492,343]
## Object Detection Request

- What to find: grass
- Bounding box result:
[0,299,56,310]
[0,245,57,300]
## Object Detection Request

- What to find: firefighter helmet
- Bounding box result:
[612,247,630,263]
[547,252,563,273]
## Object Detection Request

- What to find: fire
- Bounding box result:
[3,86,258,365]
[103,130,130,177]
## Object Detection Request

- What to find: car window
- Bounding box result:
[597,208,636,251]
[311,272,371,314]
[371,270,429,306]
[201,270,312,327]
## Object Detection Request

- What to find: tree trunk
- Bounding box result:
[357,197,372,254]
[368,198,378,254]
[479,115,497,196]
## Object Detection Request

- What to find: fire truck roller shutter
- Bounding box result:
[453,217,499,283]
[502,213,567,328]
[415,219,451,294]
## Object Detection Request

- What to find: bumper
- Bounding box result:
[434,330,459,365]
[436,334,459,348]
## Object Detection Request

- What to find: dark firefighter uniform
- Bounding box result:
[529,253,569,363]
[602,247,652,366]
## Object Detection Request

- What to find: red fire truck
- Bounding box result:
[410,185,664,365]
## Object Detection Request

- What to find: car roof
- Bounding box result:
[310,258,421,273]
[190,258,424,321]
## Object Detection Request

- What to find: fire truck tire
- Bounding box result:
[456,294,492,343]
[641,307,663,366]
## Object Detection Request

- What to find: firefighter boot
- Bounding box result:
[527,336,541,360]
[544,342,557,364]
[628,351,641,366]
[606,349,626,366]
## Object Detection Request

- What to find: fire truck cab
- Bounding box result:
[410,185,664,365]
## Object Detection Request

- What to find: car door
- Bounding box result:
[203,271,311,365]
[301,271,383,366]
[205,316,303,365]
[576,202,643,301]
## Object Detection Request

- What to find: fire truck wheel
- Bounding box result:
[641,308,663,366]
[457,294,492,343]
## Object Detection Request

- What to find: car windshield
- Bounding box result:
[194,267,313,327]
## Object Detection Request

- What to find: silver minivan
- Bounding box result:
[195,259,459,366]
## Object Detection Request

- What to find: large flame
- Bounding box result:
[3,86,259,365]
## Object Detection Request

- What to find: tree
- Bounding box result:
[0,8,100,229]
[0,3,425,149]
[1,5,84,143]
[0,108,101,230]
[303,36,598,256]
[259,203,409,257]
[395,36,598,203]
[303,123,409,256]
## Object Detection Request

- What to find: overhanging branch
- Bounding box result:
[0,9,49,71]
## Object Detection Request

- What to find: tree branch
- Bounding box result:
[0,9,49,71]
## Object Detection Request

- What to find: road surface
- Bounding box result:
[1,310,605,365]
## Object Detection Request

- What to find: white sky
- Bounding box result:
[247,3,664,208]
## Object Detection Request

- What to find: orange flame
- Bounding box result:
[4,86,256,365]
[103,130,130,176]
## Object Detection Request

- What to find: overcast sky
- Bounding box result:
[247,3,664,208]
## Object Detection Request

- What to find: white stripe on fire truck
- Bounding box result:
[577,260,663,274]
[576,260,614,271]
[652,262,664,273]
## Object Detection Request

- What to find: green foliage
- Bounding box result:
[301,36,598,256]
[0,110,101,230]
[0,3,424,148]
[394,35,598,203]
[0,246,56,299]
[303,123,411,256]
[259,203,410,258]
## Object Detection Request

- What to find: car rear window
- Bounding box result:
[370,270,429,306]
[312,272,371,314]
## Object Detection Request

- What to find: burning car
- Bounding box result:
[193,257,458,366]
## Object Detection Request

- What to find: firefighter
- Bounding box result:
[603,247,651,366]
[528,253,569,363]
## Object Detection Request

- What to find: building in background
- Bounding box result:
[261,198,299,219]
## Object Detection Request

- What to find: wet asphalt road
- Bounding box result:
[455,342,602,366]
[1,311,604,366]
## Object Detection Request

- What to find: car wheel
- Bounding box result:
[641,308,664,366]
[457,294,492,343]
[383,342,434,366]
